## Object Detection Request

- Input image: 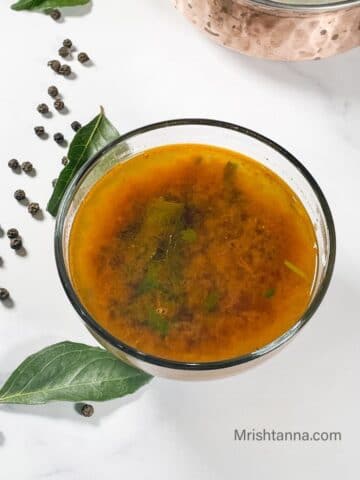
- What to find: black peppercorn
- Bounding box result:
[54,98,65,111]
[52,178,57,187]
[7,228,19,239]
[54,132,65,144]
[14,189,26,201]
[28,202,40,216]
[80,404,94,417]
[59,64,71,77]
[63,39,72,49]
[61,156,68,166]
[8,159,20,170]
[78,52,90,64]
[37,103,49,115]
[34,126,45,137]
[71,121,82,132]
[22,161,33,173]
[0,288,10,301]
[48,85,59,98]
[10,237,22,251]
[58,46,69,58]
[48,60,61,73]
[49,9,61,21]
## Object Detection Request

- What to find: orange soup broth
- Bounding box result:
[69,144,317,362]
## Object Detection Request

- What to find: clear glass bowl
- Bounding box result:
[55,119,336,380]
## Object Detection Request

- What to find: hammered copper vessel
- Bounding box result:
[175,0,360,60]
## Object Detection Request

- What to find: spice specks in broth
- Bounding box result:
[69,144,317,363]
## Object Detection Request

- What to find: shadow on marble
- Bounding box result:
[0,387,148,426]
[219,46,360,150]
[0,267,357,430]
[1,297,15,309]
[214,44,359,106]
[147,268,357,474]
[62,3,93,17]
[0,432,5,447]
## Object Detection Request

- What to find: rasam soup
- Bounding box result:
[69,144,317,362]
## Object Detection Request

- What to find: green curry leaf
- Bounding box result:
[47,107,120,217]
[0,342,152,405]
[11,0,90,11]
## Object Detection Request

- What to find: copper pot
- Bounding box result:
[174,0,360,60]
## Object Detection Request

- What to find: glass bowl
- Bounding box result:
[55,119,336,380]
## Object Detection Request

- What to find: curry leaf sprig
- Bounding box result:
[11,0,90,11]
[47,107,120,216]
[0,342,152,405]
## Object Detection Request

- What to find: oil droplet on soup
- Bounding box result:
[69,144,317,362]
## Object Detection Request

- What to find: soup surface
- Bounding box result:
[69,144,317,362]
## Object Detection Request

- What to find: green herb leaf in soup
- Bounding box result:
[124,198,187,336]
[47,107,119,217]
[11,0,90,11]
[204,291,220,313]
[147,309,170,336]
[181,228,197,243]
[0,342,152,405]
[284,260,307,280]
[264,288,276,298]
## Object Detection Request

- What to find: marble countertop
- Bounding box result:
[0,1,359,479]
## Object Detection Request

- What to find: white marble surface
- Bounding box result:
[0,1,359,478]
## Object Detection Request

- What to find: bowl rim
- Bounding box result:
[55,118,336,371]
[233,0,360,12]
